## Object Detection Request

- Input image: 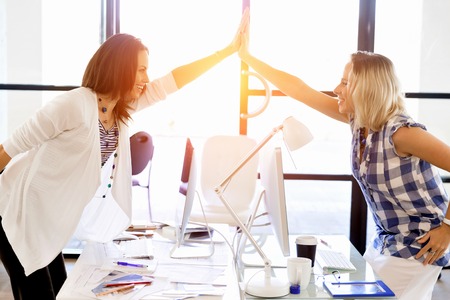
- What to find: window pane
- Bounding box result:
[250,0,359,91]
[41,0,102,85]
[1,0,101,139]
[248,0,359,175]
[284,180,352,235]
[2,0,101,86]
[415,98,450,178]
[376,0,450,178]
[120,0,243,137]
[375,0,450,93]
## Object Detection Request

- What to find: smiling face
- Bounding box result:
[127,50,150,101]
[333,62,354,115]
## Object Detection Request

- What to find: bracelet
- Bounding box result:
[443,218,450,226]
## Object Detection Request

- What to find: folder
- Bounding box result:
[323,280,396,298]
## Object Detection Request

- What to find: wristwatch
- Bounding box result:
[443,218,450,226]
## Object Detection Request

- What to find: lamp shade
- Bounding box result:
[282,116,313,151]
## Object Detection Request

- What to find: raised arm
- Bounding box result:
[238,23,348,123]
[171,9,250,89]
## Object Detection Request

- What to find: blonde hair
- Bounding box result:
[349,51,405,131]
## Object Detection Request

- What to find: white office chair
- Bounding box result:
[190,135,262,227]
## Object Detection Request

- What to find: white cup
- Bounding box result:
[287,257,312,289]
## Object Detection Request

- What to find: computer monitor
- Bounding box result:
[177,137,197,240]
[170,137,214,258]
[259,146,290,257]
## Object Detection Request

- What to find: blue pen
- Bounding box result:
[115,261,148,268]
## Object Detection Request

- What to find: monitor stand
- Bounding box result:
[170,237,215,259]
[169,199,215,259]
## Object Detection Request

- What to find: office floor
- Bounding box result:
[0,258,77,299]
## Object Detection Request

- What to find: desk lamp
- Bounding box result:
[215,116,313,298]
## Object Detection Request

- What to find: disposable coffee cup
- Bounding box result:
[296,235,318,267]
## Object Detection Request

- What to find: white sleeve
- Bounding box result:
[3,92,84,157]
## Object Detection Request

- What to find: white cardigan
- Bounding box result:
[0,73,178,275]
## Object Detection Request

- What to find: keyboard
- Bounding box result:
[316,249,357,274]
[117,238,154,259]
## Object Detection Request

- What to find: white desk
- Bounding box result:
[57,233,393,300]
[57,226,239,300]
[241,234,394,299]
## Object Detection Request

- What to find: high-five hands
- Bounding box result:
[229,7,250,54]
[237,8,250,60]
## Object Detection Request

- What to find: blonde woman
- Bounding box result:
[238,25,450,300]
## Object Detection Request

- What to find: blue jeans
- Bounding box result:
[0,216,67,300]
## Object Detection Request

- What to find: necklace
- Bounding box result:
[359,128,366,145]
[98,98,110,125]
[359,127,367,161]
[102,152,117,198]
[99,121,119,198]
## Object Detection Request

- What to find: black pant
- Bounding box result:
[0,216,67,300]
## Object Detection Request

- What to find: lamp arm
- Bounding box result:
[216,124,283,190]
[215,188,272,270]
[214,124,284,271]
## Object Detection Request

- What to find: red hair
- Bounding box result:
[82,33,148,124]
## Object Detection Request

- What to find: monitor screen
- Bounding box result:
[169,138,214,258]
[259,146,290,257]
[177,138,197,242]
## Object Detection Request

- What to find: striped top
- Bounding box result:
[350,114,450,266]
[99,120,119,166]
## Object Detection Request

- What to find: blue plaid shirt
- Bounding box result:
[351,114,450,266]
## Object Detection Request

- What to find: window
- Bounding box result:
[2,0,449,244]
[0,0,101,140]
[120,0,243,137]
[375,0,450,176]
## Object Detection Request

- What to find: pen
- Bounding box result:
[320,239,332,248]
[114,261,148,268]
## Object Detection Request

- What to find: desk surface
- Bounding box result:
[241,234,391,299]
[57,233,393,300]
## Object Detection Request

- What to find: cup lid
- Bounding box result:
[295,235,318,245]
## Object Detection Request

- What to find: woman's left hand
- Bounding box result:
[416,224,450,265]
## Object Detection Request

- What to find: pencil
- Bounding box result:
[95,283,135,297]
[104,280,152,287]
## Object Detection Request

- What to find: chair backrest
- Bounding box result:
[130,131,154,175]
[200,135,259,215]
